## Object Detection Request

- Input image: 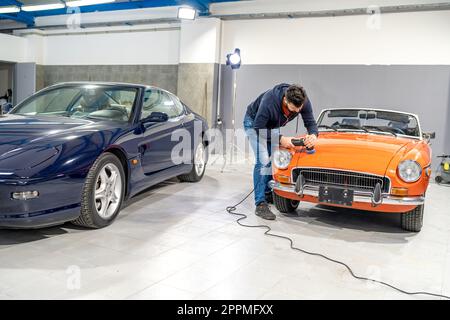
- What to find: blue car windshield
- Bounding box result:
[11,85,138,122]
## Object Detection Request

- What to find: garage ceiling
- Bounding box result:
[0,0,241,27]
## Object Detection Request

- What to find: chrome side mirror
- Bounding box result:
[422,132,435,143]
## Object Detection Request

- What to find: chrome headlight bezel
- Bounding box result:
[273,149,292,169]
[397,160,422,183]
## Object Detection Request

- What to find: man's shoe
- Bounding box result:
[265,192,274,204]
[255,202,276,220]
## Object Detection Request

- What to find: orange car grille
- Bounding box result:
[292,168,390,193]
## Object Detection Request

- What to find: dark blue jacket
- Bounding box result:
[245,83,319,137]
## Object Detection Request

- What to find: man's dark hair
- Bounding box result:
[285,85,307,107]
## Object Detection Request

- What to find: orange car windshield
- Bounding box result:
[318,109,420,138]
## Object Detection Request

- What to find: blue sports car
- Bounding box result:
[0,82,209,229]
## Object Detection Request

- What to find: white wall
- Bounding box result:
[16,6,182,66]
[4,5,450,66]
[43,28,180,65]
[24,34,46,65]
[220,10,450,65]
[179,18,221,64]
[0,33,27,63]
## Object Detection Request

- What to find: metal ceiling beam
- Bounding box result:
[0,0,23,5]
[182,0,209,14]
[28,0,210,17]
[211,2,450,20]
[0,13,34,26]
[30,17,180,31]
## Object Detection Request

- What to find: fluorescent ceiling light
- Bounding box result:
[0,6,20,14]
[22,3,66,12]
[66,0,116,7]
[178,7,196,20]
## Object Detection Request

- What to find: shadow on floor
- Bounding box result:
[295,205,405,233]
[272,203,416,244]
[0,176,220,247]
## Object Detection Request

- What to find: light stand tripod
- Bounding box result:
[229,69,239,164]
[220,48,242,172]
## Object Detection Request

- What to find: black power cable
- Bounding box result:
[226,189,450,300]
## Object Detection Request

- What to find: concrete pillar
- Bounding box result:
[177,18,222,127]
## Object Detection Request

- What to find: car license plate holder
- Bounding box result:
[318,186,354,206]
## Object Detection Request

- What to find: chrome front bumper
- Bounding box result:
[270,181,424,206]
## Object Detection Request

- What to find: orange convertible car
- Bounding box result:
[271,108,434,232]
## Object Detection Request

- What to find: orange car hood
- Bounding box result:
[293,132,414,176]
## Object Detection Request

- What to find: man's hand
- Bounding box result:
[280,136,295,148]
[304,134,317,148]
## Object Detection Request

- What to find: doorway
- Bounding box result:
[0,61,14,108]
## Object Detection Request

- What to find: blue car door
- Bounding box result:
[138,89,185,174]
[168,92,197,160]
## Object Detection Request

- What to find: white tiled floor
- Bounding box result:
[1,163,450,300]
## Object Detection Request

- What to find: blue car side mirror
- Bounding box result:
[142,112,169,123]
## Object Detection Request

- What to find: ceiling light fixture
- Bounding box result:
[66,0,116,8]
[21,3,66,12]
[177,7,196,20]
[0,6,20,14]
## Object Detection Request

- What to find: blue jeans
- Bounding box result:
[244,114,273,206]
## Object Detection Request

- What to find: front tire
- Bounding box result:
[72,153,125,229]
[401,204,424,232]
[178,141,207,183]
[273,192,299,214]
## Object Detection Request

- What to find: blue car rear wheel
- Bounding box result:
[178,141,207,183]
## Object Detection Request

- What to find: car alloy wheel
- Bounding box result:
[178,140,207,183]
[94,163,123,219]
[73,153,126,228]
[194,142,206,177]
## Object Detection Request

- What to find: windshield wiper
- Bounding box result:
[333,124,369,132]
[318,125,337,131]
[70,114,98,121]
[362,125,397,137]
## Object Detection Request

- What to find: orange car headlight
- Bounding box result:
[397,160,422,183]
[273,149,292,169]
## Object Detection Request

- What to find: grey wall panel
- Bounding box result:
[211,63,220,128]
[41,65,179,94]
[13,62,36,105]
[218,64,233,131]
[221,65,299,134]
[219,64,450,167]
[445,77,450,155]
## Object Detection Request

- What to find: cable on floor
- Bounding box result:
[226,189,450,300]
